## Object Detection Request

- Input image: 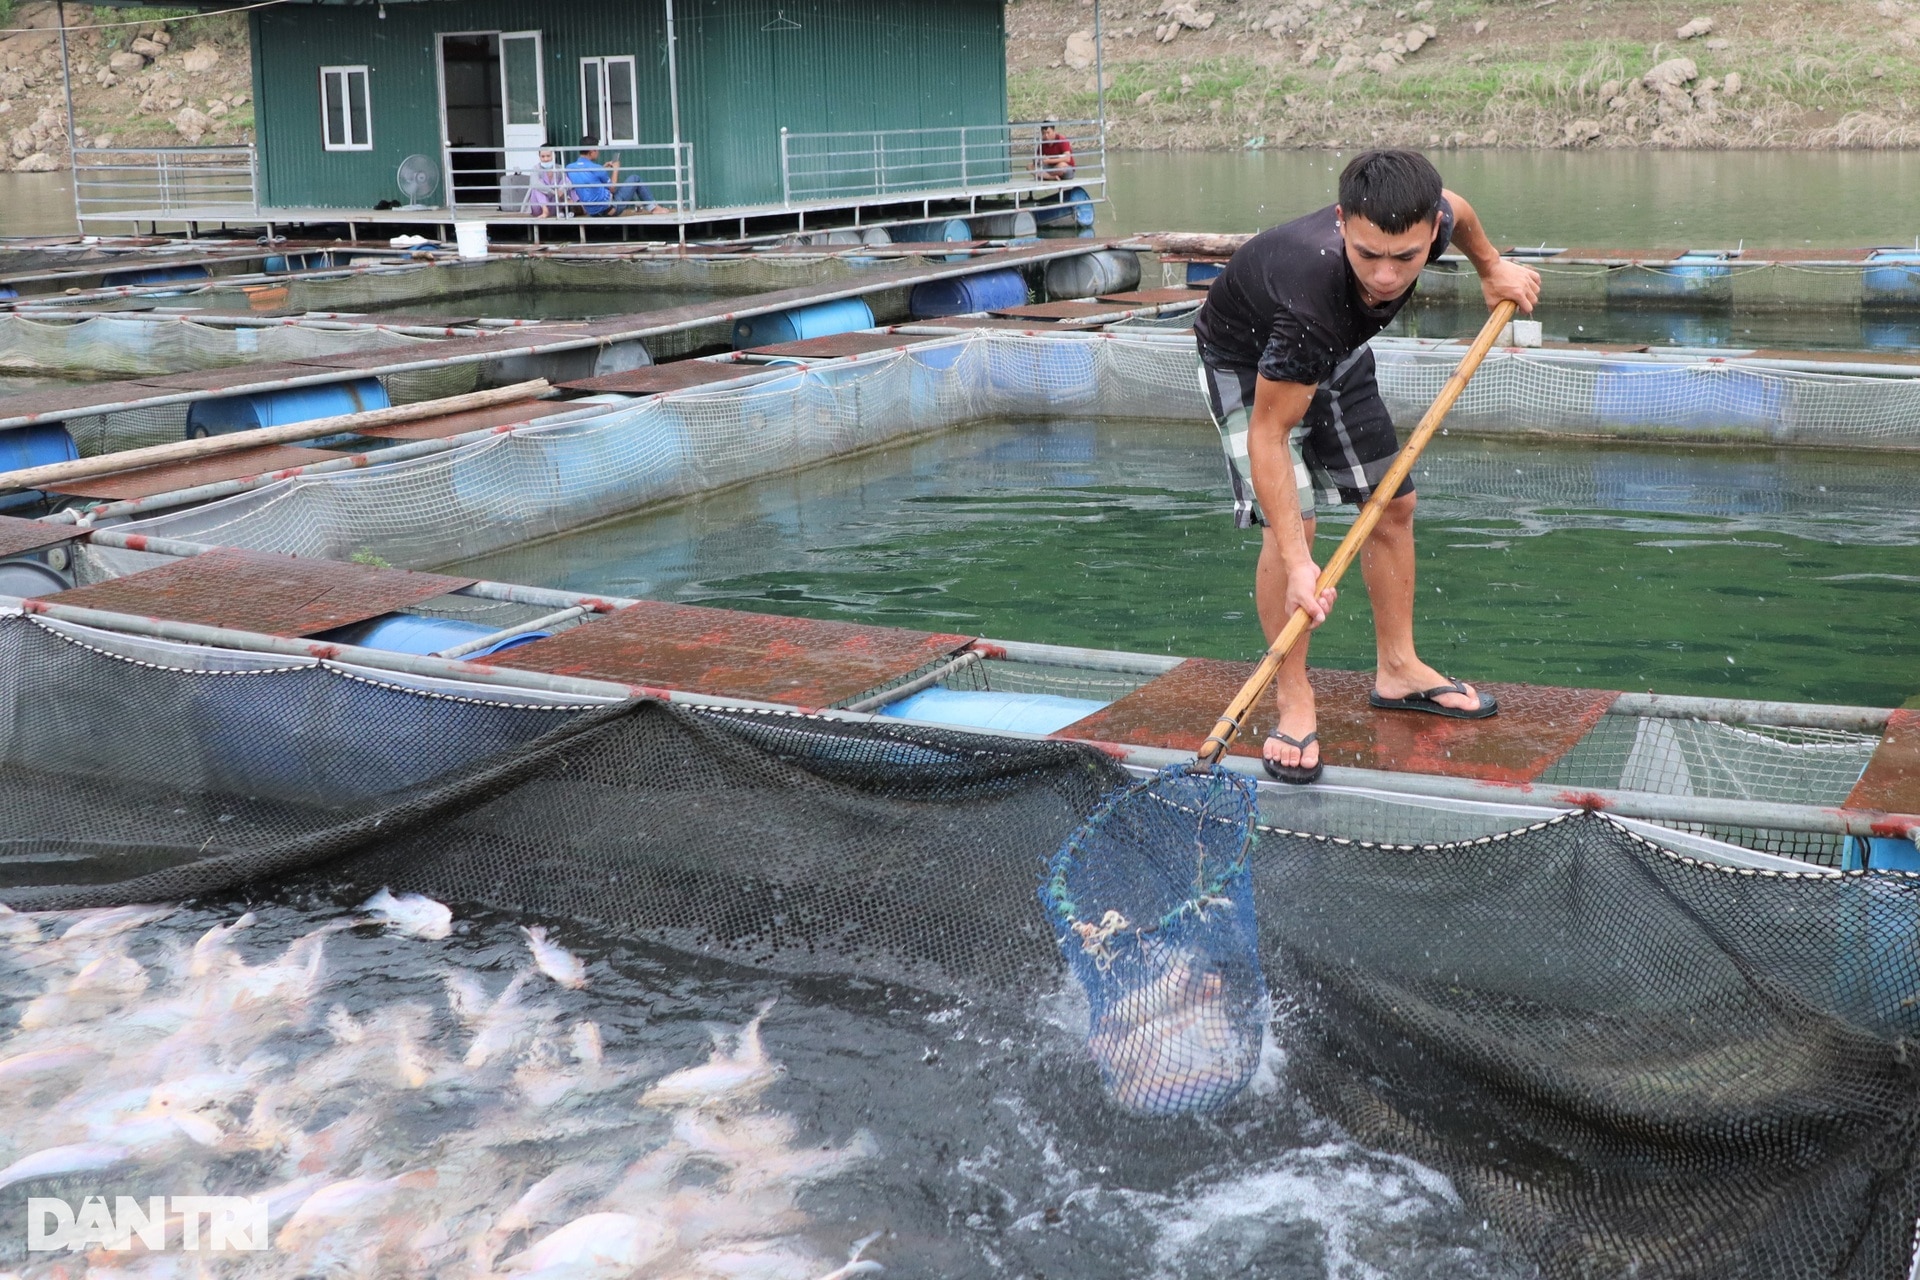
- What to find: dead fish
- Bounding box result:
[640,999,783,1110]
[674,1112,878,1191]
[470,1161,619,1272]
[360,888,453,941]
[497,1210,671,1279]
[522,926,587,990]
[818,1232,887,1280]
[465,972,545,1069]
[692,1237,830,1279]
[56,904,173,945]
[274,1169,437,1254]
[187,912,256,978]
[0,1044,92,1088]
[1086,950,1251,1116]
[18,950,150,1030]
[0,1141,130,1192]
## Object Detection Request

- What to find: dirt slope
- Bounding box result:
[1011,0,1920,148]
[2,2,251,173]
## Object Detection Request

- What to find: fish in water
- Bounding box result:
[497,1210,671,1279]
[470,1161,618,1272]
[1084,948,1255,1116]
[0,1141,130,1192]
[189,912,256,977]
[522,926,587,989]
[274,1168,438,1255]
[361,888,453,941]
[640,998,784,1111]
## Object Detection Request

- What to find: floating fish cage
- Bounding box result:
[1408,254,1920,312]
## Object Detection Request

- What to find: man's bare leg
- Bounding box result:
[1360,491,1481,711]
[1257,520,1320,771]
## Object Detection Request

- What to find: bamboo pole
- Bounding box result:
[1197,300,1517,765]
[0,380,552,492]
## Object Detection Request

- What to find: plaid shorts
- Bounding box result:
[1198,343,1414,528]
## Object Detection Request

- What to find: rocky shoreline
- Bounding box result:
[1010,0,1920,150]
[2,3,252,175]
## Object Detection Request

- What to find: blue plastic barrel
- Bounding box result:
[893,219,971,244]
[322,612,551,659]
[186,377,389,437]
[1032,187,1095,228]
[265,251,337,273]
[1606,250,1730,302]
[0,286,16,299]
[0,423,79,474]
[1864,250,1920,304]
[1186,262,1225,286]
[878,687,1108,734]
[909,268,1028,319]
[104,264,212,287]
[731,297,875,350]
[1829,871,1920,1035]
[1845,835,1920,871]
[1590,363,1784,435]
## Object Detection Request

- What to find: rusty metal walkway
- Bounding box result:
[0,239,1132,430]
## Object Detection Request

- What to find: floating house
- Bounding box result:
[77,0,1106,240]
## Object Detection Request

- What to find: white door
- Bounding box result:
[499,31,546,174]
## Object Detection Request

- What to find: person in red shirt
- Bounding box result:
[1033,122,1074,181]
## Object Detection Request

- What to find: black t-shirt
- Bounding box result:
[1193,200,1454,384]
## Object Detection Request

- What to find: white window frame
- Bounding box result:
[579,55,639,148]
[320,65,373,152]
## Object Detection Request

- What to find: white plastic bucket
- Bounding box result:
[454,221,490,260]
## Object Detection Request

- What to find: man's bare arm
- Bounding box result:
[1247,375,1337,628]
[1441,188,1541,315]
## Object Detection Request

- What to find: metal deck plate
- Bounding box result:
[744,332,940,359]
[990,301,1122,320]
[41,445,345,500]
[1095,287,1208,306]
[490,600,971,708]
[1059,661,1617,783]
[0,515,82,558]
[1848,709,1920,818]
[39,548,475,637]
[356,399,557,441]
[558,363,759,395]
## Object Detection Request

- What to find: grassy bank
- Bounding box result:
[1011,0,1920,148]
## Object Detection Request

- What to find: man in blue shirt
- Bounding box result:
[566,137,658,215]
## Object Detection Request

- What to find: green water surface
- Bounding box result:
[449,420,1920,709]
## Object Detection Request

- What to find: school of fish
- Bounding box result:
[0,893,884,1279]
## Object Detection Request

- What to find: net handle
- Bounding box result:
[1197,299,1517,765]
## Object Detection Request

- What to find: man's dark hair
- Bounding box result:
[1338,149,1443,234]
[580,135,599,148]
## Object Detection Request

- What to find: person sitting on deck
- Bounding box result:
[525,148,567,218]
[1032,121,1074,181]
[566,137,660,216]
[1192,148,1541,785]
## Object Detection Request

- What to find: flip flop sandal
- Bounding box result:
[1368,678,1499,720]
[1262,731,1323,785]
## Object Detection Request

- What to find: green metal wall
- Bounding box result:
[248,0,1006,213]
[677,0,1007,208]
[252,1,673,210]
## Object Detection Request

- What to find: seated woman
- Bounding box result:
[524,148,567,217]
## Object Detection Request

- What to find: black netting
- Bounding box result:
[4,612,1919,1279]
[1044,765,1269,1116]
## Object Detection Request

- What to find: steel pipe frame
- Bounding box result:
[12,568,1913,846]
[0,241,1138,430]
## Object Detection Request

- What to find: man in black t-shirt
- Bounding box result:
[1193,149,1540,784]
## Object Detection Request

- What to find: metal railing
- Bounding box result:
[73,146,258,223]
[778,120,1104,206]
[446,142,695,216]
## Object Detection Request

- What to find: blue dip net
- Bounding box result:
[1042,764,1269,1116]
